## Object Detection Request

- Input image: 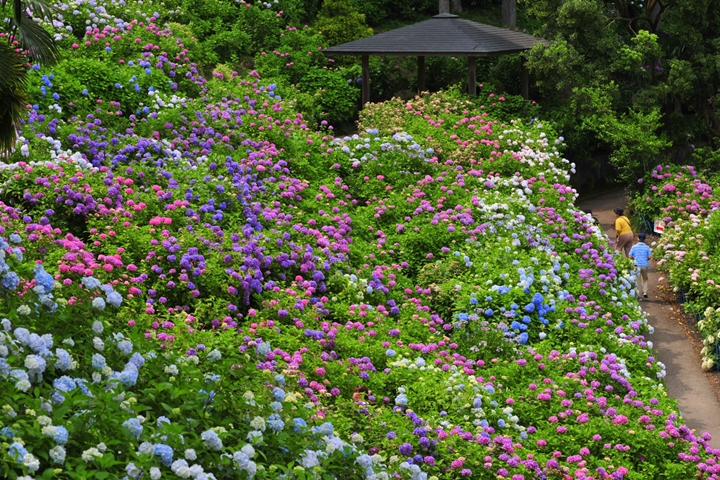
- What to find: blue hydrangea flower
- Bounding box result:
[153,443,174,466]
[14,327,30,344]
[129,353,145,368]
[117,341,133,355]
[201,429,222,450]
[92,297,106,310]
[34,267,54,293]
[256,342,271,356]
[81,277,101,290]
[1,272,19,290]
[54,426,69,445]
[119,366,139,387]
[28,333,48,353]
[49,445,66,464]
[272,387,285,402]
[107,291,123,308]
[316,422,334,436]
[25,354,47,375]
[53,376,77,392]
[8,234,21,244]
[91,354,106,370]
[122,418,143,439]
[356,453,373,469]
[293,418,307,432]
[267,414,284,432]
[233,451,249,469]
[8,442,28,462]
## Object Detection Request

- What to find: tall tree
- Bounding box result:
[315,0,373,47]
[522,0,720,182]
[502,0,516,25]
[0,0,59,157]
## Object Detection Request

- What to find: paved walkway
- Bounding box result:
[579,190,720,447]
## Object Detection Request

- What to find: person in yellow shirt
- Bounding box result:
[614,207,633,257]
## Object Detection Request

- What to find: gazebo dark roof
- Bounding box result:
[323,13,540,104]
[323,13,538,57]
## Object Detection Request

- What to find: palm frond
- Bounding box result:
[9,0,22,24]
[19,0,58,21]
[9,10,59,65]
[0,39,26,88]
[0,42,29,158]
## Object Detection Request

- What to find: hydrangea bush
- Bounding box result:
[2,1,720,479]
[631,165,720,371]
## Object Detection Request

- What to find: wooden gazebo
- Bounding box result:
[322,13,540,105]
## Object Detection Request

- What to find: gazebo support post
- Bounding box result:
[520,61,529,100]
[468,56,477,96]
[418,56,426,94]
[361,55,370,105]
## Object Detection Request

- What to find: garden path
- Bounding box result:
[579,190,720,447]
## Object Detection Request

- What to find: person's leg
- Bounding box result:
[640,267,649,297]
[635,267,642,299]
[625,235,634,257]
[618,234,633,257]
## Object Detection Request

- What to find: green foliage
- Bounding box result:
[164,0,281,64]
[315,0,374,47]
[0,0,59,158]
[567,83,670,182]
[0,42,28,157]
[277,0,324,25]
[348,0,438,26]
[252,24,360,125]
[521,0,720,186]
[254,26,329,85]
[298,68,360,123]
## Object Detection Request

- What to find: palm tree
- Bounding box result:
[1,0,59,158]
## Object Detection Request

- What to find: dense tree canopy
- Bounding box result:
[521,0,720,183]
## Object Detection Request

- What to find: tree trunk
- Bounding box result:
[451,0,462,13]
[502,0,516,26]
[439,0,450,14]
[648,0,662,33]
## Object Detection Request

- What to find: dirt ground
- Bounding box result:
[578,190,720,447]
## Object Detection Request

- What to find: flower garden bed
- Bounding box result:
[631,165,720,373]
[2,1,720,479]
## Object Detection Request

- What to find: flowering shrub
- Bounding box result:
[631,164,720,223]
[2,1,719,478]
[630,164,720,370]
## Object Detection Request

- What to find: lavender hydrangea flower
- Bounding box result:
[201,429,222,450]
